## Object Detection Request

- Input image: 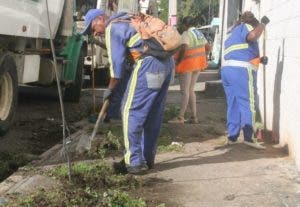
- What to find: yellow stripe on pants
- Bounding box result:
[247,67,256,139]
[123,59,143,165]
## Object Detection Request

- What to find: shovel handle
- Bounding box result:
[90,100,110,141]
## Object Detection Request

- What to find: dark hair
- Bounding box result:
[182,16,196,27]
[240,11,259,27]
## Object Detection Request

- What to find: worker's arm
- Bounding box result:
[246,23,265,42]
[108,78,118,90]
[247,16,270,42]
[103,78,118,101]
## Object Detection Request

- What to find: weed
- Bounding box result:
[8,160,147,206]
[163,105,180,123]
[157,144,183,153]
[102,189,146,207]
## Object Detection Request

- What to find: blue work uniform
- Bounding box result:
[121,56,174,168]
[221,23,260,142]
[105,12,144,119]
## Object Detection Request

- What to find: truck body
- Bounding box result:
[0,0,86,135]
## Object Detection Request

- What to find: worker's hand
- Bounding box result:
[261,16,270,26]
[103,88,113,102]
[260,56,268,65]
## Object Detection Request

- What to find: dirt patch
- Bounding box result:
[0,89,94,181]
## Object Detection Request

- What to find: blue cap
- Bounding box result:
[81,9,105,35]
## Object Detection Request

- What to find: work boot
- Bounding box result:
[146,160,155,169]
[168,116,185,124]
[225,139,238,145]
[244,139,266,149]
[127,164,149,175]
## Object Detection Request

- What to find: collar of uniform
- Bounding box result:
[106,12,129,26]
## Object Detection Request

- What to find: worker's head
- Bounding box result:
[240,11,259,27]
[81,9,107,36]
[182,16,196,30]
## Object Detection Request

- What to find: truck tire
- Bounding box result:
[0,56,18,136]
[64,51,84,102]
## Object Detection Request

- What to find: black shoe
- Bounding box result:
[127,164,149,175]
[113,159,128,174]
[146,160,154,169]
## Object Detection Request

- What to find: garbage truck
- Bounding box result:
[0,0,88,135]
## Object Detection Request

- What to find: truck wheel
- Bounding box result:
[64,51,84,102]
[0,56,18,136]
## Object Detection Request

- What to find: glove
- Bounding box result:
[103,88,113,102]
[261,16,270,25]
[260,56,268,65]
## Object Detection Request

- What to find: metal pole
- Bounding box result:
[91,44,96,114]
[45,0,72,182]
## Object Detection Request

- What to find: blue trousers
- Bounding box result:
[221,66,258,141]
[121,56,173,167]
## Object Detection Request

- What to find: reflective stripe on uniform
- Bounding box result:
[245,23,254,32]
[246,66,256,137]
[224,43,249,55]
[123,59,143,165]
[222,60,257,70]
[126,33,141,47]
[106,24,114,78]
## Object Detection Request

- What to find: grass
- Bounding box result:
[7,161,148,207]
[163,105,180,123]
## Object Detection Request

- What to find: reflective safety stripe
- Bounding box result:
[224,43,249,55]
[105,24,114,78]
[126,33,141,47]
[246,66,256,138]
[245,23,254,32]
[123,59,143,165]
[222,60,257,70]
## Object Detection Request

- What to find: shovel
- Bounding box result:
[89,99,110,142]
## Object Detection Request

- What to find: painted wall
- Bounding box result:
[221,0,300,168]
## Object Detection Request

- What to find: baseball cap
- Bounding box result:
[81,9,105,35]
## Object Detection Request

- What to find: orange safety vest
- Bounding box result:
[175,45,208,73]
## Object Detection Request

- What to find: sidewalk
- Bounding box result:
[142,136,299,207]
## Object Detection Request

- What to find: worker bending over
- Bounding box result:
[82,9,175,174]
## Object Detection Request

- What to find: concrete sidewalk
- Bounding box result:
[144,136,299,207]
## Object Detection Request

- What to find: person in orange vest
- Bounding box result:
[169,16,210,124]
[221,11,269,149]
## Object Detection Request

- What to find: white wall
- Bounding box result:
[243,0,300,167]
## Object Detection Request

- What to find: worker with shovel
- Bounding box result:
[82,9,175,174]
[221,11,269,149]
